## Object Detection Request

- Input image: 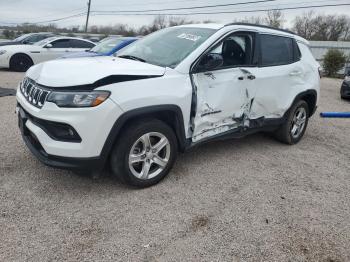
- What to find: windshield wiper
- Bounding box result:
[118,55,145,62]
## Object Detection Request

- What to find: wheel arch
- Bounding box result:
[288,89,318,117]
[99,104,188,167]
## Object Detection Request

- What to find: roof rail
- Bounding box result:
[224,22,296,35]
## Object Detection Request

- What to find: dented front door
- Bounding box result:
[191,67,258,142]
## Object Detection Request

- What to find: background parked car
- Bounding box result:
[60,37,138,59]
[0,32,55,47]
[0,36,96,72]
[341,73,350,99]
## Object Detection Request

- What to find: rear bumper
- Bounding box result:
[341,81,350,98]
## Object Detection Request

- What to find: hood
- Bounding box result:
[59,51,101,59]
[0,44,41,51]
[27,56,166,88]
[0,41,22,47]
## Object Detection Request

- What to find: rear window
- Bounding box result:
[260,34,294,66]
[69,39,94,48]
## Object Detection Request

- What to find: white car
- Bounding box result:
[0,36,95,72]
[16,23,320,187]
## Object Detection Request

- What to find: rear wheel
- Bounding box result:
[10,54,33,72]
[274,100,309,144]
[110,119,178,188]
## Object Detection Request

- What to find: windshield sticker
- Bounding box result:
[177,33,202,42]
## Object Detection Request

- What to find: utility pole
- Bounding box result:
[85,0,91,33]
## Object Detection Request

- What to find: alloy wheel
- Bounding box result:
[128,132,171,180]
[290,107,307,139]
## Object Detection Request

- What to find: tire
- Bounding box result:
[274,100,309,145]
[110,119,178,188]
[9,54,33,72]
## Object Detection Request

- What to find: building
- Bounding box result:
[309,41,350,75]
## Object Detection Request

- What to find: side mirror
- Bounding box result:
[45,43,53,48]
[196,53,223,72]
[22,40,29,44]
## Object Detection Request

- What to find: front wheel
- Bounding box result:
[110,119,178,188]
[10,54,33,72]
[274,100,309,144]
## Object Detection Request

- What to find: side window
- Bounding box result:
[24,35,35,43]
[69,39,94,48]
[260,34,294,66]
[196,32,255,71]
[24,35,42,43]
[212,33,254,68]
[37,35,49,41]
[50,39,70,48]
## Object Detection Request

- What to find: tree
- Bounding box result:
[3,29,10,39]
[152,15,167,30]
[265,10,285,28]
[323,49,347,77]
[168,16,190,27]
[2,29,15,39]
[292,12,350,40]
[293,11,317,39]
[236,16,263,25]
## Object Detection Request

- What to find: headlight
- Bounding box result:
[47,91,110,108]
[0,50,6,55]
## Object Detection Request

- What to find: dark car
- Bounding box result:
[341,74,350,99]
[0,33,55,47]
[60,37,138,59]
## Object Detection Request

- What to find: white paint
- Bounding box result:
[0,36,95,69]
[17,88,123,158]
[192,67,259,142]
[27,56,166,87]
[16,24,320,159]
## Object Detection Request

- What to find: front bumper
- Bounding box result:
[19,117,103,171]
[341,81,350,98]
[0,55,10,68]
[16,88,123,170]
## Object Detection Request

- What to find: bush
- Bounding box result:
[323,49,347,77]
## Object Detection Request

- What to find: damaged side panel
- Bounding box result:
[191,68,260,142]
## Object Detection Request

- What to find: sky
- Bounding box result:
[0,0,350,30]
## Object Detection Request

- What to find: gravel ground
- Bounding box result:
[0,73,349,262]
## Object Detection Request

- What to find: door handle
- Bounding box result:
[247,74,256,80]
[289,70,302,76]
[204,72,215,79]
[238,68,255,80]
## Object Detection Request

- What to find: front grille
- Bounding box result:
[20,78,50,108]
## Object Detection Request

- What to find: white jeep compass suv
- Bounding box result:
[16,23,320,187]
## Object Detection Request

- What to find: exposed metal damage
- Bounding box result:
[191,72,270,143]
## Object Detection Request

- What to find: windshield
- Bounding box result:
[91,38,124,53]
[14,34,32,41]
[117,27,216,68]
